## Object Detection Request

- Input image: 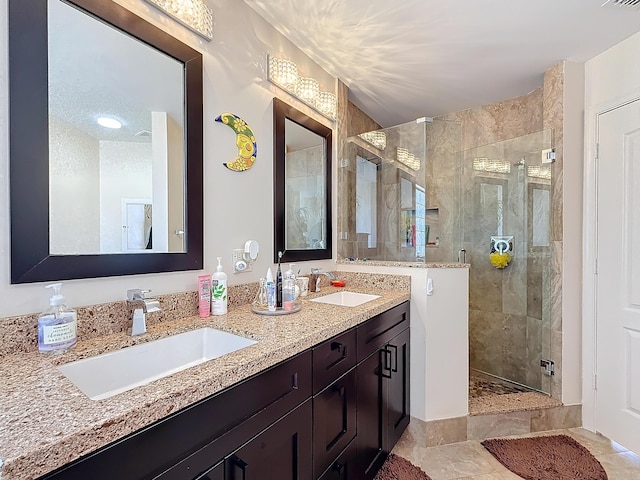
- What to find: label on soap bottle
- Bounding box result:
[41,314,77,345]
[211,278,228,315]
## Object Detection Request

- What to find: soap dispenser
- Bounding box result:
[211,257,228,315]
[38,283,77,353]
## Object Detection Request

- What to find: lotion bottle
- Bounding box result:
[38,283,77,353]
[211,257,228,315]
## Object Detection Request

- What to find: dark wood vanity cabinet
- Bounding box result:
[356,302,411,480]
[37,301,410,480]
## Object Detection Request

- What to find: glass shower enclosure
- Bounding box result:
[341,122,554,395]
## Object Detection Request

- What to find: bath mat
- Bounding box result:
[374,453,432,480]
[481,434,608,480]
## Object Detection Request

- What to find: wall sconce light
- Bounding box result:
[472,157,511,174]
[267,54,337,121]
[143,0,214,41]
[397,147,420,170]
[527,165,552,180]
[358,131,387,150]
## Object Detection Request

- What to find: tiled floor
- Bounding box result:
[469,372,528,399]
[393,427,640,480]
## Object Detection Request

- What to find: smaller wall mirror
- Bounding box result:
[273,98,332,263]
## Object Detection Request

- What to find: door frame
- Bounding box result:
[582,90,640,432]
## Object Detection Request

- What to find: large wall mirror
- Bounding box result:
[9,0,203,283]
[273,98,332,263]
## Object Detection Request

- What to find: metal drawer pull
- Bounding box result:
[331,341,348,359]
[388,344,398,373]
[231,456,248,480]
[333,384,346,396]
[332,461,345,479]
[292,372,298,390]
[380,348,392,378]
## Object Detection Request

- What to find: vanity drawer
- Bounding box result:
[312,328,356,394]
[357,301,409,361]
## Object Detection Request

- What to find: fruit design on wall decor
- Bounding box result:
[215,113,257,171]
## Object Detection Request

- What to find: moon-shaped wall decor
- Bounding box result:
[215,113,257,172]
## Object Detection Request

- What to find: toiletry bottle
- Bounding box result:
[211,257,228,315]
[283,263,298,308]
[38,283,77,353]
[266,267,276,312]
[198,274,211,318]
[309,268,320,293]
[276,252,283,308]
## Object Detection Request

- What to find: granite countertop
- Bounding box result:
[0,278,410,480]
[336,258,469,268]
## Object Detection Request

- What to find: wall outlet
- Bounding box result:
[232,249,251,273]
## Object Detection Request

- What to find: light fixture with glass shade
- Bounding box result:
[397,147,420,170]
[143,0,213,41]
[358,131,387,150]
[472,157,511,174]
[267,54,337,121]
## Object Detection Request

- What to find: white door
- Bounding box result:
[596,98,640,454]
[121,199,152,251]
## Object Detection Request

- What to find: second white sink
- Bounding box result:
[58,328,257,400]
[310,291,381,307]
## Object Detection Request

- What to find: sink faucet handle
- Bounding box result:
[127,289,143,301]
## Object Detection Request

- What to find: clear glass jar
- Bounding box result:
[253,278,268,309]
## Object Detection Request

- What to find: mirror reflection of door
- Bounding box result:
[47,0,185,255]
[122,200,152,252]
[284,119,326,250]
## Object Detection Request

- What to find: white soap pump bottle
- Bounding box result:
[38,283,78,353]
[211,257,228,315]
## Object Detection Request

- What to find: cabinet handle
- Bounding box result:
[231,455,248,480]
[331,341,348,359]
[388,344,398,373]
[332,462,345,479]
[380,348,392,379]
[292,372,299,390]
[333,384,346,397]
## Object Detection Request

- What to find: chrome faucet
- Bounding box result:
[309,269,336,293]
[126,289,161,336]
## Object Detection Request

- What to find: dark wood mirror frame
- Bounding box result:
[273,98,332,263]
[9,0,203,284]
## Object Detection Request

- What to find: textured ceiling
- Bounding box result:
[245,0,640,127]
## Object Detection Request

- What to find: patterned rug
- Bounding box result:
[482,434,608,480]
[374,453,432,480]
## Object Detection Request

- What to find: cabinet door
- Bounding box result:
[196,461,223,480]
[225,400,312,480]
[313,369,357,477]
[355,350,387,480]
[386,328,410,448]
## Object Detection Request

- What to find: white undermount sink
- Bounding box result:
[309,291,381,307]
[58,328,257,400]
